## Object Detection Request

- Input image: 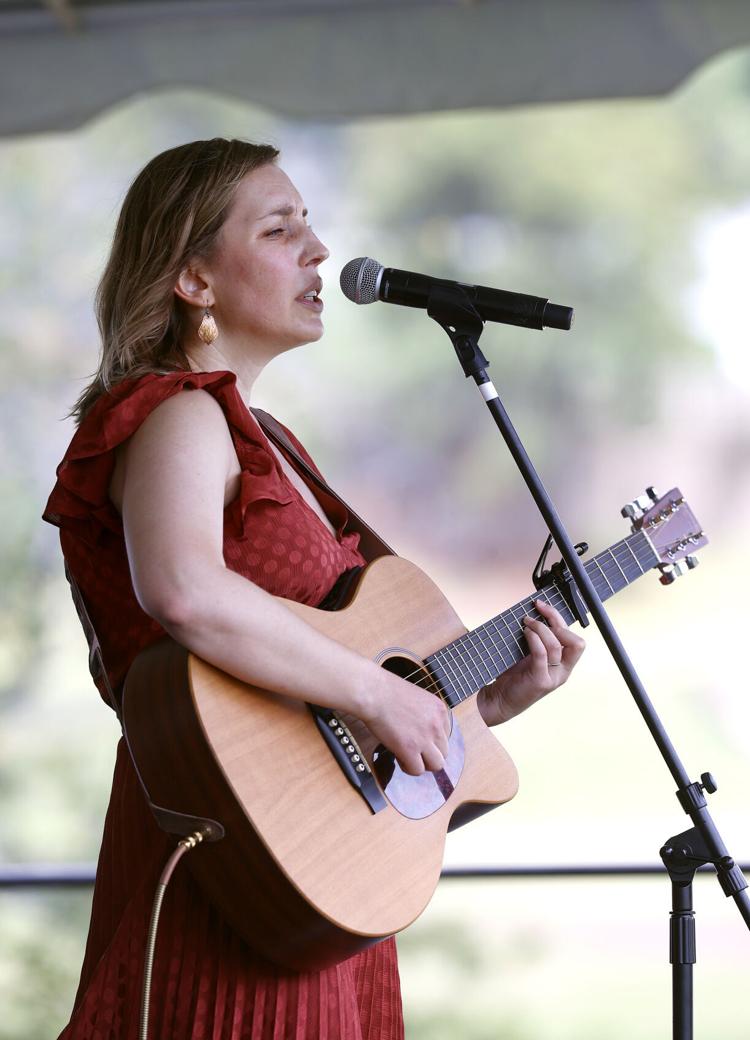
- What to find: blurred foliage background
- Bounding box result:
[2,43,750,1040]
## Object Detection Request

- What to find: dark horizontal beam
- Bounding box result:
[0,0,448,34]
[2,862,749,888]
[0,864,96,887]
[441,864,750,879]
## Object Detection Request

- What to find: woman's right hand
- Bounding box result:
[361,670,452,777]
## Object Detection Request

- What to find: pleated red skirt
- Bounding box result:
[59,742,403,1040]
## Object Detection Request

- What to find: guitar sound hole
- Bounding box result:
[380,654,430,686]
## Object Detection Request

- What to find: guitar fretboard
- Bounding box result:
[425,530,657,708]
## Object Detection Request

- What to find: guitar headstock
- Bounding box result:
[621,487,708,584]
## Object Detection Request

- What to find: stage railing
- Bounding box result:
[3,862,750,887]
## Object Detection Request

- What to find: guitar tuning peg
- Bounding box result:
[646,486,659,502]
[621,494,652,523]
[685,556,699,570]
[659,562,684,585]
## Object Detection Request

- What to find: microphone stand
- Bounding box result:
[425,284,750,1039]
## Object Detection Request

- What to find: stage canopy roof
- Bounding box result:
[4,0,750,137]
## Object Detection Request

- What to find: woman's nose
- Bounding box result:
[306,229,329,265]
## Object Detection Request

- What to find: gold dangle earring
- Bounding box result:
[198,304,219,345]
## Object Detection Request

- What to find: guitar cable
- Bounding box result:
[139,830,206,1040]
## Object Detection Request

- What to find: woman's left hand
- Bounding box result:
[477,598,586,727]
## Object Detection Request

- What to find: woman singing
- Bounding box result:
[43,138,585,1039]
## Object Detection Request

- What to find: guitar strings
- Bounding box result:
[399,584,570,698]
[401,528,685,704]
[394,535,654,702]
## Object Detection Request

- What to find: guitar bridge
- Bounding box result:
[308,705,388,814]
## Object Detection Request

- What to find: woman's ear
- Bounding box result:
[174,266,212,308]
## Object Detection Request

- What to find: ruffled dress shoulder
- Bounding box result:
[43,369,366,701]
[42,370,402,1040]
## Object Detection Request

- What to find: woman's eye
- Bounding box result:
[266,227,285,237]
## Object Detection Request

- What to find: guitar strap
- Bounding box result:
[65,559,124,723]
[64,407,394,720]
[250,407,395,564]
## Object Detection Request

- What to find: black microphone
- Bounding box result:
[340,257,573,331]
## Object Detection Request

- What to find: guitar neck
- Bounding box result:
[425,529,659,708]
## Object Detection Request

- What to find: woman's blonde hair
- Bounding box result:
[72,137,279,423]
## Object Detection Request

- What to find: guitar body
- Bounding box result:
[122,555,519,970]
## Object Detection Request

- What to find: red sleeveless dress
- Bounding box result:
[42,370,404,1040]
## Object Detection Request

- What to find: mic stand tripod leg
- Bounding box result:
[671,882,695,1040]
[662,836,700,1040]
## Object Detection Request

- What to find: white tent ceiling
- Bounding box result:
[4,0,750,136]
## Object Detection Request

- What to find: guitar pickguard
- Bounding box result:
[372,720,465,820]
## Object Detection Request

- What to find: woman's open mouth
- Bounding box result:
[299,289,323,311]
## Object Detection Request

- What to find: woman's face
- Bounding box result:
[205,164,329,357]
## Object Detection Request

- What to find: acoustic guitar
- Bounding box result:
[122,487,706,970]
